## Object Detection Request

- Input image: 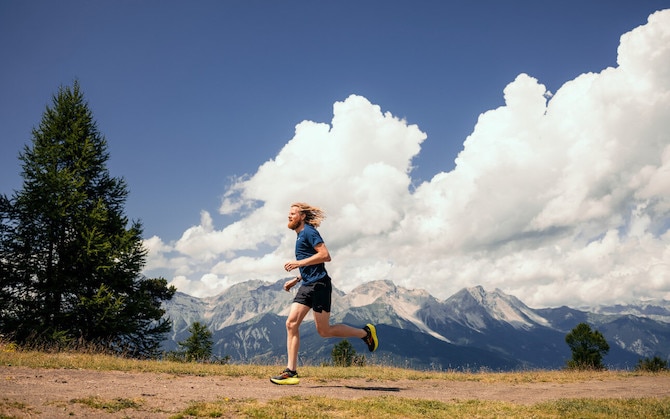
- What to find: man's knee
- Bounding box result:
[286,318,300,332]
[315,324,332,338]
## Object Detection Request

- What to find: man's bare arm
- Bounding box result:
[284,242,331,272]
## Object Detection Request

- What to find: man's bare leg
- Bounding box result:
[313,310,367,339]
[285,302,311,371]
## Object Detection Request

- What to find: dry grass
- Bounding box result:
[70,395,144,412]
[0,342,652,384]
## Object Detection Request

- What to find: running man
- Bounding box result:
[270,202,378,385]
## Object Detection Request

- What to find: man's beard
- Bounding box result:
[288,219,301,230]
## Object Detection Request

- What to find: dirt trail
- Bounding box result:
[2,366,669,418]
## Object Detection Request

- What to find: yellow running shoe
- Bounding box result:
[363,324,378,352]
[270,368,299,385]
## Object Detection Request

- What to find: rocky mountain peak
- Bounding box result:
[162,279,670,370]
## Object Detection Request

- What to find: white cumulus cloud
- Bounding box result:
[145,10,670,308]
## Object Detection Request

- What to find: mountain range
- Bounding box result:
[161,279,670,371]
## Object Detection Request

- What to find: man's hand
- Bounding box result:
[284,277,301,292]
[284,243,331,273]
[284,260,300,272]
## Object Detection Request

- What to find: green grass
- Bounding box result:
[170,396,670,419]
[2,343,669,418]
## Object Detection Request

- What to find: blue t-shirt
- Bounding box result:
[295,224,329,284]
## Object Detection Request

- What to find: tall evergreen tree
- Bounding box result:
[565,322,610,370]
[0,81,175,357]
[178,322,214,362]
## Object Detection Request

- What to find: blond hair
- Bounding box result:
[291,202,326,227]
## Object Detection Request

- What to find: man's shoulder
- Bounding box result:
[303,224,324,241]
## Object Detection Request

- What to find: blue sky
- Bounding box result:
[2,1,669,307]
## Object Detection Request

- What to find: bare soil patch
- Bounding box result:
[2,366,669,418]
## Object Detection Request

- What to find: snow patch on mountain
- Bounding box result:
[467,286,550,330]
[345,280,450,341]
[587,301,670,324]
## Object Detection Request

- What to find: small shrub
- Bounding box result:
[635,356,668,372]
[353,354,367,367]
[331,339,356,367]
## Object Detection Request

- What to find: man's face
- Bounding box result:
[287,206,304,231]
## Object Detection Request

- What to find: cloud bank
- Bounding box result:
[145,10,670,307]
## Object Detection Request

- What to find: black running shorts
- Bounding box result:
[293,277,332,313]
